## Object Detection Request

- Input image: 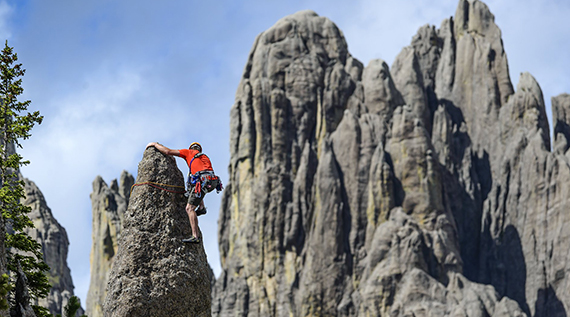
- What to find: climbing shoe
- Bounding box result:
[196,207,207,216]
[182,236,200,244]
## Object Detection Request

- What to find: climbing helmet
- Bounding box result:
[189,142,202,152]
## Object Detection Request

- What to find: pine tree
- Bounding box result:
[0,41,50,316]
[56,296,87,317]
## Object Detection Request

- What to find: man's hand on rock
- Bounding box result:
[146,142,158,149]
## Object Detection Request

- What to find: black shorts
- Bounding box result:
[187,184,204,206]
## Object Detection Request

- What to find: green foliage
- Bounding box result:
[54,296,87,317]
[63,296,84,317]
[0,274,11,310]
[0,41,48,311]
[0,42,42,150]
[33,304,52,317]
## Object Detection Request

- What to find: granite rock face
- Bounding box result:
[86,171,133,317]
[22,178,82,316]
[104,147,211,317]
[213,1,570,316]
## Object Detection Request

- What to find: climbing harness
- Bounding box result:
[130,181,186,196]
[188,171,222,197]
[187,152,223,198]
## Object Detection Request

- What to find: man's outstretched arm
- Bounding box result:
[146,142,180,156]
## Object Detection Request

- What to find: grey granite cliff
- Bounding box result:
[212,1,570,316]
[23,178,83,316]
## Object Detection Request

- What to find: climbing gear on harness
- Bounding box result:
[186,151,223,197]
[189,142,202,152]
[188,171,221,197]
[130,181,186,196]
[216,181,223,193]
[182,236,200,244]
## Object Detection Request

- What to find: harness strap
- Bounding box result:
[195,181,202,198]
[189,152,204,173]
[188,152,206,185]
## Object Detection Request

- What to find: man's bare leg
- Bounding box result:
[185,203,200,239]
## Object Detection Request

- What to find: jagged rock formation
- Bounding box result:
[213,1,570,316]
[11,262,36,317]
[104,147,211,317]
[22,178,82,316]
[86,171,133,317]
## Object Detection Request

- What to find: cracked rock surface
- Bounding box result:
[212,1,570,316]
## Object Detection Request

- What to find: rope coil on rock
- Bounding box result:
[130,181,186,195]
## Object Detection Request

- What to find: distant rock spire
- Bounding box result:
[22,177,83,316]
[552,93,570,154]
[86,170,133,317]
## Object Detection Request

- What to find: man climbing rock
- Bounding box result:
[146,141,222,243]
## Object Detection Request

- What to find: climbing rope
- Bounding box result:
[130,181,186,195]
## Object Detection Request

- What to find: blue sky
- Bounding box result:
[2,0,569,307]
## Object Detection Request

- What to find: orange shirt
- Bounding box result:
[178,149,214,174]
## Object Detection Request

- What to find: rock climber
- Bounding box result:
[146,141,222,243]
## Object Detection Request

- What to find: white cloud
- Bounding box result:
[0,1,12,40]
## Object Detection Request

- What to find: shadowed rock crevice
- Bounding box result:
[552,94,570,154]
[479,224,529,315]
[535,286,567,317]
